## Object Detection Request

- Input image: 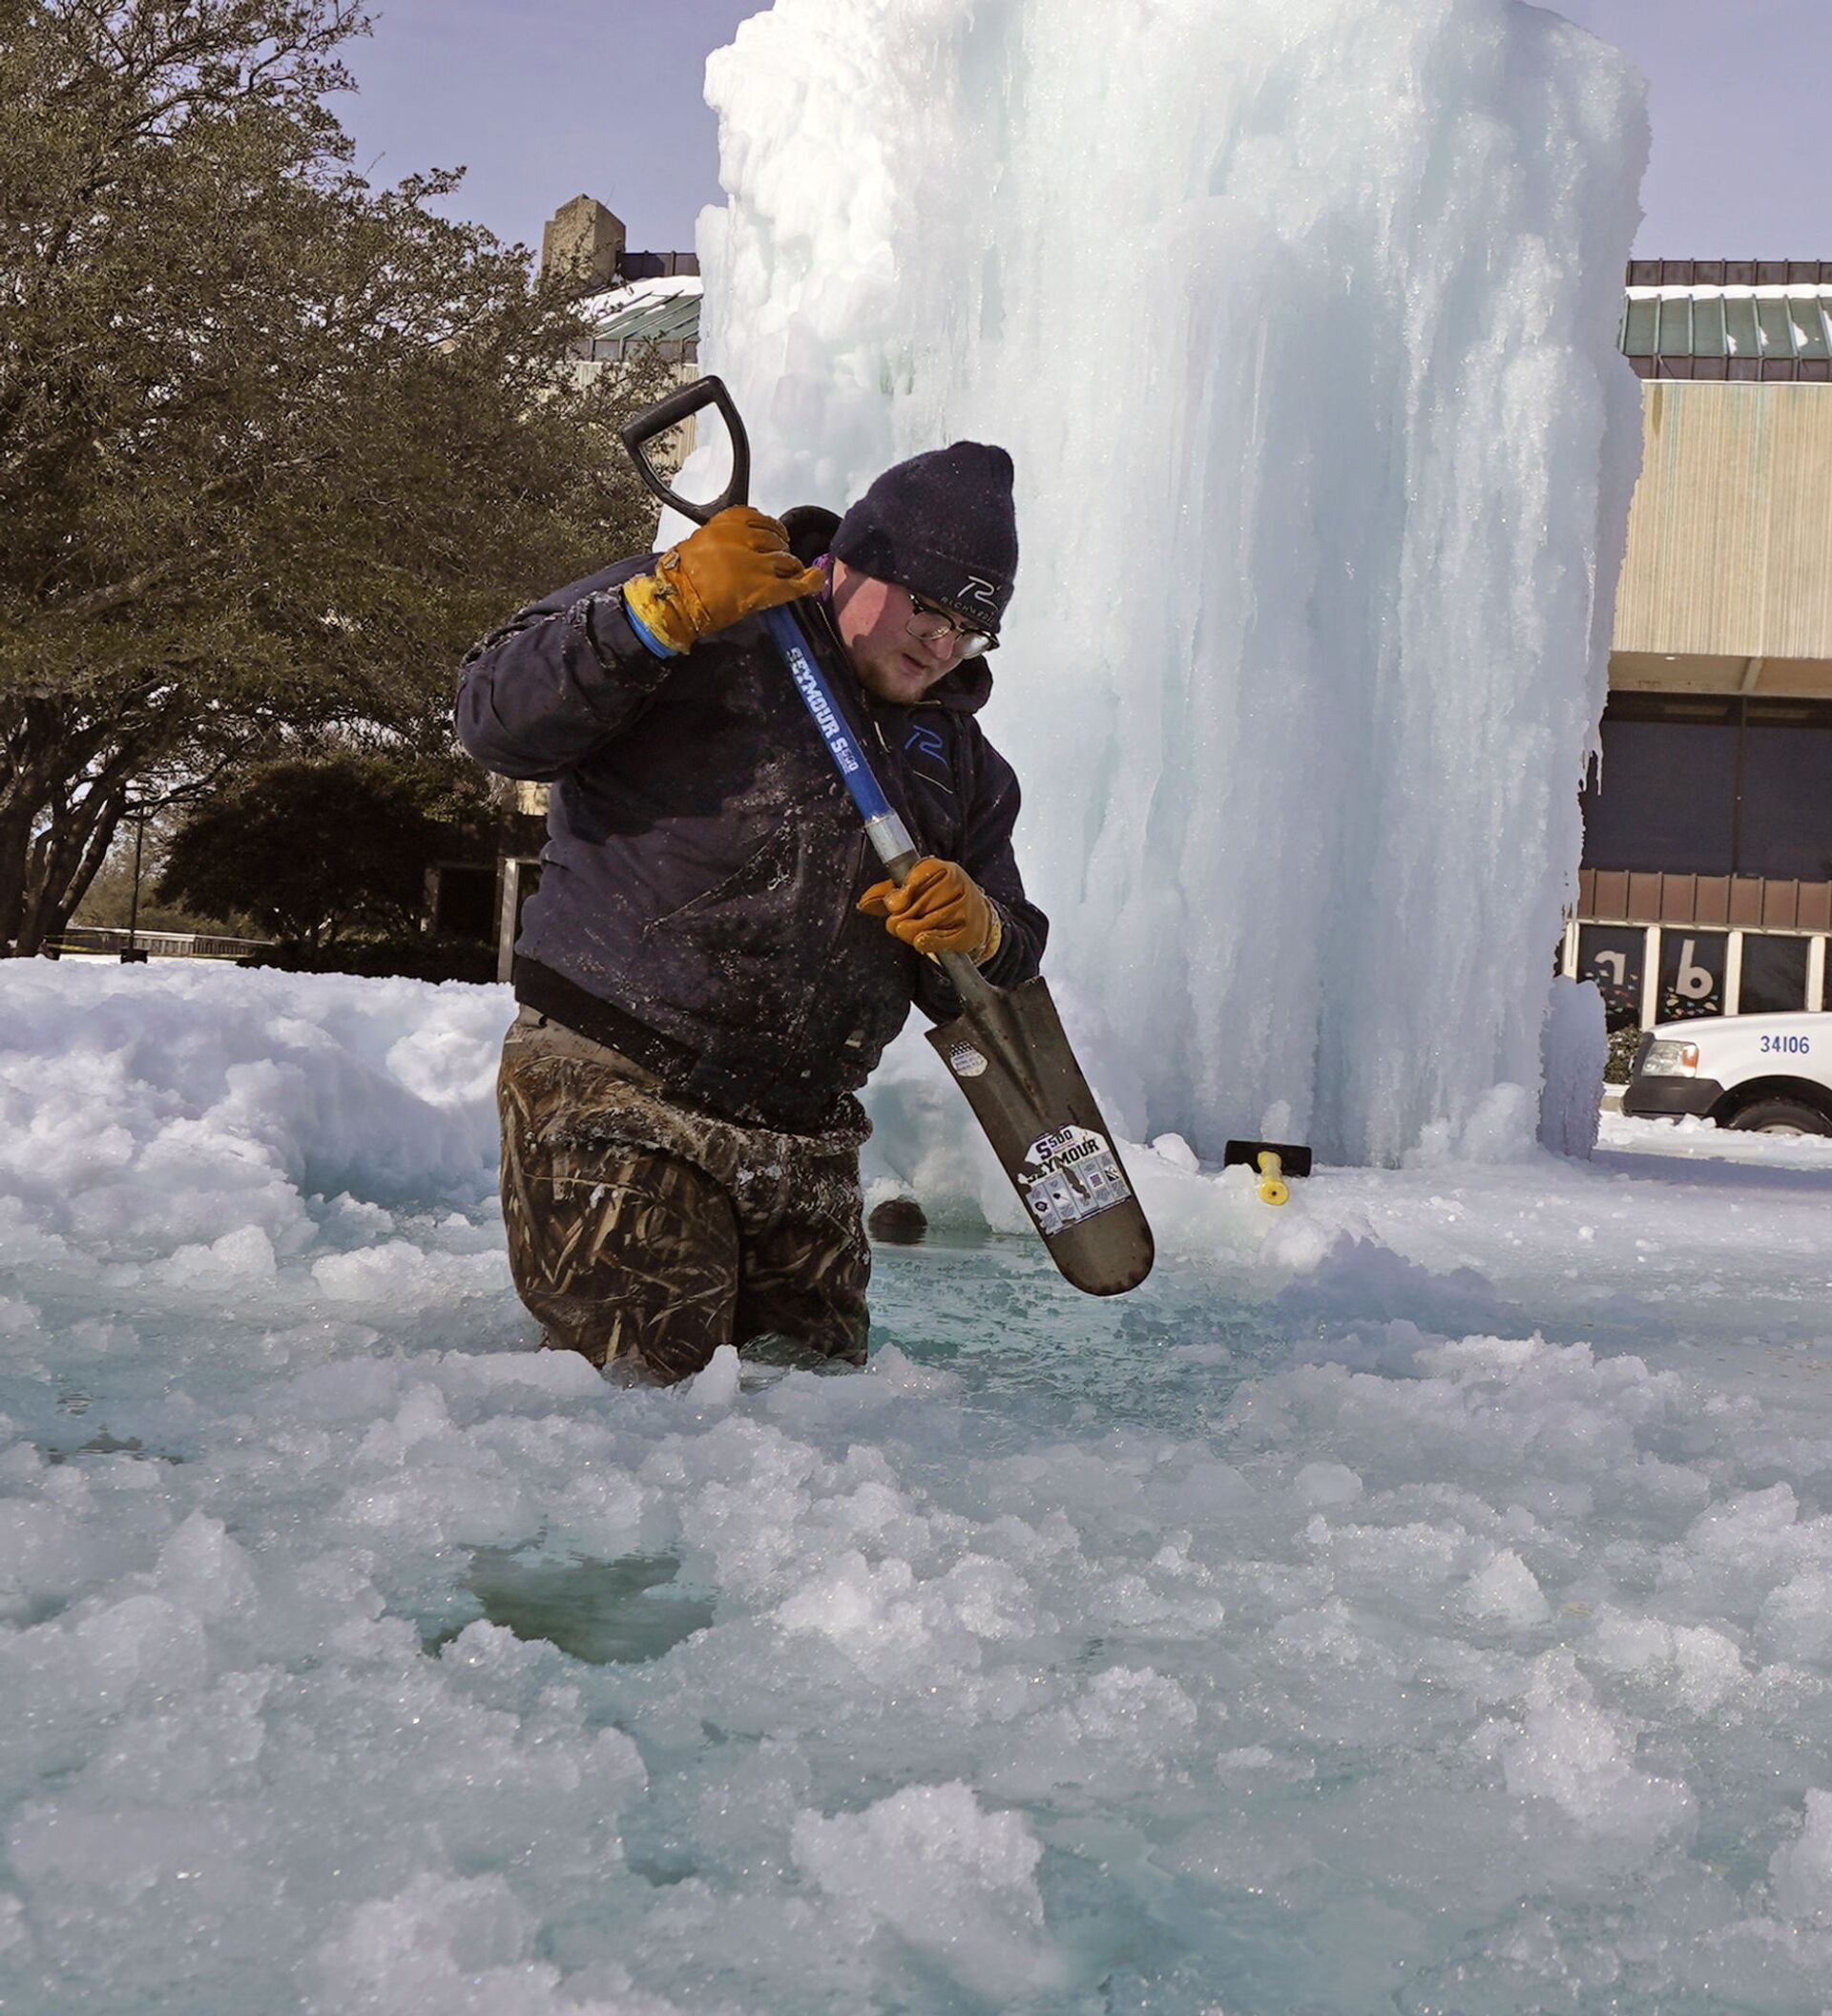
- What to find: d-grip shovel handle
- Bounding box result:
[618,376,1007,1029]
[618,375,751,528]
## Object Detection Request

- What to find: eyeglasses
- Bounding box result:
[903,588,995,658]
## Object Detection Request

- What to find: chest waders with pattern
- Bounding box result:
[621,377,1154,1298]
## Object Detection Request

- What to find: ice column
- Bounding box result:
[694,0,1647,1164]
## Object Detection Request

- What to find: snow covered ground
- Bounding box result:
[3,962,1831,2015]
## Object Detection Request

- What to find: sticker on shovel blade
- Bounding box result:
[1021,1124,1132,1237]
[946,1043,988,1079]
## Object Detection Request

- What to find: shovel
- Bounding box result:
[622,376,1154,1297]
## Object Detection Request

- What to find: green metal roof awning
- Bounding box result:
[584,281,702,362]
[1620,283,1832,382]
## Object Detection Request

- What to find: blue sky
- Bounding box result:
[334,0,1827,261]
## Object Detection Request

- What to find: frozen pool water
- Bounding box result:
[2,964,1831,2015]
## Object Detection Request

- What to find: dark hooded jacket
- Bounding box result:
[454,523,1048,1133]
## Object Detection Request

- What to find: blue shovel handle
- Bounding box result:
[761,607,914,872]
[764,606,999,1019]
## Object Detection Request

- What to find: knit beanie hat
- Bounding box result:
[830,442,1018,634]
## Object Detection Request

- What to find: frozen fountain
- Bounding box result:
[688,0,1648,1164]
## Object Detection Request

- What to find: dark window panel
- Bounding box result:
[1739,934,1811,1015]
[1581,717,1738,876]
[1607,695,1740,726]
[1738,721,1832,880]
[1578,925,1647,1030]
[429,864,496,942]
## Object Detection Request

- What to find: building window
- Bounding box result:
[1582,695,1832,882]
[1576,925,1646,1030]
[1580,698,1738,875]
[1738,704,1832,881]
[1656,929,1727,1021]
[1738,933,1812,1014]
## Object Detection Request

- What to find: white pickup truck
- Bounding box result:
[1622,1012,1832,1135]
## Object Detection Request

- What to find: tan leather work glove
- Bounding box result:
[859,857,1003,965]
[623,507,823,655]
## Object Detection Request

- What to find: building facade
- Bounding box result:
[1566,260,1832,1029]
[542,194,702,387]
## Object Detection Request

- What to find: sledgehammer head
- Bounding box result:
[1223,1139,1313,1207]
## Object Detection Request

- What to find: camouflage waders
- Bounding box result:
[496,1008,871,1384]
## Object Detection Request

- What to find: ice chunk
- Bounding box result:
[154,1513,259,1619]
[685,1342,741,1406]
[1770,1789,1832,1926]
[153,1223,278,1291]
[1463,1548,1551,1627]
[1295,1461,1364,1509]
[9,1804,250,1907]
[313,1871,539,2011]
[1589,1610,1747,1713]
[1539,976,1606,1157]
[791,1782,1063,1998]
[1497,1651,1695,1846]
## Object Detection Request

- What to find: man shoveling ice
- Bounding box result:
[457,446,1047,1382]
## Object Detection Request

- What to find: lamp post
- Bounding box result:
[121,805,149,964]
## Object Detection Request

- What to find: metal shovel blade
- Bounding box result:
[926,974,1155,1296]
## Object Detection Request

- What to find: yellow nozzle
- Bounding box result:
[1256,1151,1288,1207]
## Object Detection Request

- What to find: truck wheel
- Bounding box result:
[1724,1098,1832,1137]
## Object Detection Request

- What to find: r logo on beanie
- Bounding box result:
[830,443,1018,634]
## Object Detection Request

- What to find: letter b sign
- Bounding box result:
[1656,931,1725,1017]
[1674,938,1713,1000]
